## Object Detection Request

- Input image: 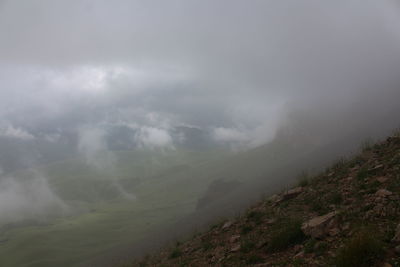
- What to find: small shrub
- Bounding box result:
[201,241,213,251]
[241,225,254,235]
[304,239,328,256]
[334,229,384,267]
[297,171,309,187]
[169,247,182,259]
[314,241,329,256]
[311,200,330,215]
[245,254,264,264]
[332,157,347,170]
[241,240,256,253]
[292,258,307,266]
[356,167,369,181]
[304,238,317,254]
[328,192,343,205]
[267,219,306,252]
[247,211,264,224]
[361,139,374,152]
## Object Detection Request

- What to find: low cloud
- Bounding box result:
[78,125,116,170]
[0,125,35,140]
[0,173,68,223]
[77,125,136,200]
[212,127,247,144]
[135,127,174,150]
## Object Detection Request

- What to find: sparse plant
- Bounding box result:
[241,225,254,234]
[201,240,213,251]
[247,210,264,224]
[267,219,306,252]
[292,258,307,266]
[333,229,384,267]
[393,128,400,137]
[328,192,343,205]
[313,241,328,256]
[297,170,309,187]
[356,167,368,181]
[304,238,317,254]
[241,240,255,253]
[245,254,264,264]
[366,180,380,193]
[332,157,347,170]
[361,139,374,152]
[169,247,182,259]
[311,198,330,215]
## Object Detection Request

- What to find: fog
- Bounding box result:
[0,0,400,265]
[1,0,399,149]
[0,172,68,224]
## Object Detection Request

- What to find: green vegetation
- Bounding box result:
[297,171,309,187]
[334,229,384,267]
[169,247,182,259]
[311,198,330,215]
[201,241,213,251]
[328,192,343,205]
[245,254,264,264]
[356,167,369,181]
[0,149,228,267]
[267,219,306,252]
[247,210,264,225]
[240,240,256,253]
[241,225,254,235]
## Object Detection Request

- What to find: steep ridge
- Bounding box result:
[135,133,400,266]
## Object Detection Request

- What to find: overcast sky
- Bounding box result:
[1,0,400,148]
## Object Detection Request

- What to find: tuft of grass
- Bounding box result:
[245,254,264,264]
[247,210,264,224]
[169,247,182,259]
[267,219,306,252]
[292,258,307,266]
[241,240,256,253]
[333,229,384,267]
[201,241,213,251]
[304,238,317,254]
[332,157,347,171]
[304,239,328,256]
[328,192,343,205]
[356,167,369,181]
[297,171,309,187]
[311,198,330,215]
[241,225,254,235]
[361,139,374,152]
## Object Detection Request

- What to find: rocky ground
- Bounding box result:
[132,133,400,266]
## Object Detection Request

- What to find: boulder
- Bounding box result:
[230,244,241,252]
[222,221,233,230]
[301,211,337,239]
[229,235,240,243]
[375,189,392,197]
[368,164,384,174]
[282,187,303,201]
[376,176,389,183]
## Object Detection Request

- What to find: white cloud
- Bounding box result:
[0,174,68,223]
[77,126,116,170]
[136,126,174,149]
[212,127,247,143]
[0,125,35,140]
[212,123,279,150]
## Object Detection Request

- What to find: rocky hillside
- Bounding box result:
[133,133,400,266]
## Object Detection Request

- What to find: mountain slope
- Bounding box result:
[138,133,400,266]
